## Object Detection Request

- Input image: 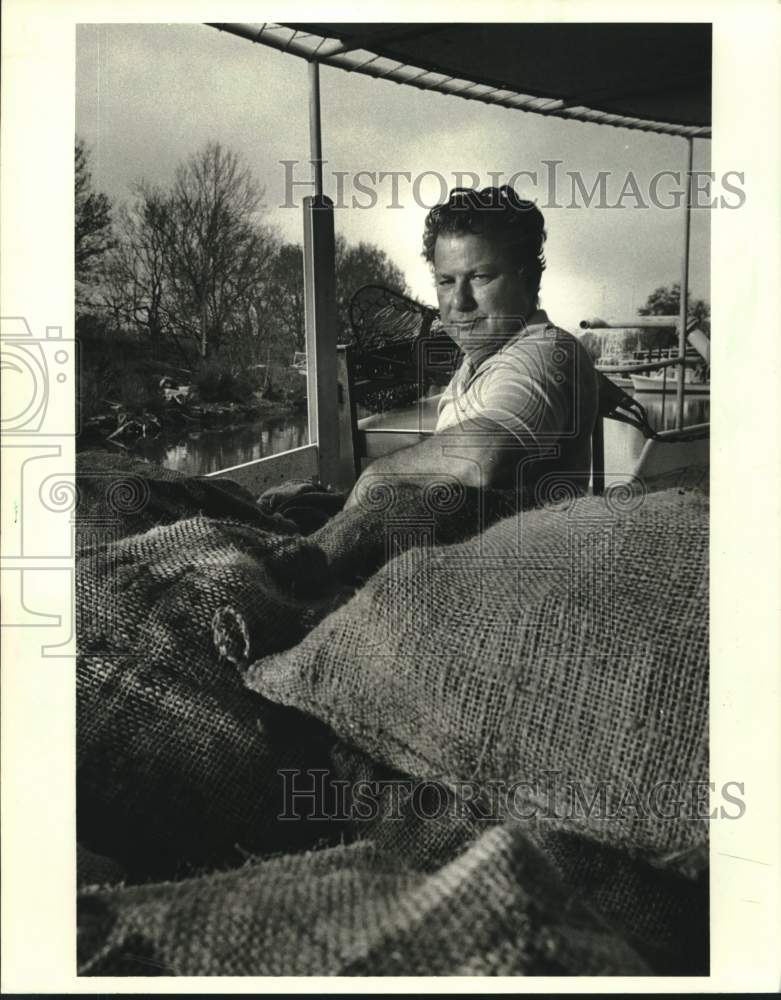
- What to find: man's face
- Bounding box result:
[433,232,533,359]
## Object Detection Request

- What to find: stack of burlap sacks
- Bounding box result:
[76,451,709,976]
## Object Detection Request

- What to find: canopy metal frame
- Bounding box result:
[206,21,710,480]
[209,23,711,138]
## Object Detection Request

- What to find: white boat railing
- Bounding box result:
[581,315,710,426]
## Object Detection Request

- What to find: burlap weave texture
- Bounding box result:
[250,487,709,867]
[74,451,709,975]
[78,823,650,976]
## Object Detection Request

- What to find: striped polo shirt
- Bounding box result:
[435,309,599,496]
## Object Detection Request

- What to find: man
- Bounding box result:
[346,185,598,508]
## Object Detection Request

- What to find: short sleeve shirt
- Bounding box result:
[435,310,599,492]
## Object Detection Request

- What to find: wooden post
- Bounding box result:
[334,345,360,490]
[302,197,338,485]
[676,137,694,430]
[300,58,339,487]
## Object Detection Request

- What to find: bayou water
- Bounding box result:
[132,392,708,479]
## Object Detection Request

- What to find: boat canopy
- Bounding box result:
[210,22,711,138]
[205,21,711,480]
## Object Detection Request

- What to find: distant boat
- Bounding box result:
[630,373,710,394]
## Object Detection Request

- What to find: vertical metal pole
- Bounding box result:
[662,364,668,427]
[308,61,324,197]
[302,59,339,485]
[591,415,605,496]
[676,136,694,430]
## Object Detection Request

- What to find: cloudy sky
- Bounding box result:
[76,22,711,334]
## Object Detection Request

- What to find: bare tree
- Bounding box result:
[162,142,276,358]
[267,243,307,355]
[102,144,279,369]
[75,137,114,311]
[102,186,172,342]
[97,143,411,378]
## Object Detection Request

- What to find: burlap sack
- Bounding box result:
[77,844,126,890]
[518,821,708,974]
[75,472,509,880]
[322,744,708,975]
[78,514,339,661]
[78,653,345,878]
[76,514,349,877]
[249,486,709,868]
[76,449,297,543]
[74,454,708,973]
[77,823,649,976]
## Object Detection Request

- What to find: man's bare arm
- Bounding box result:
[344,419,544,509]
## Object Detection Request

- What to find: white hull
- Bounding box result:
[630,374,710,394]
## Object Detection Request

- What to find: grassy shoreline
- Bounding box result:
[77,323,308,452]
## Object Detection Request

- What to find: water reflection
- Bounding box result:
[642,394,709,432]
[130,390,707,480]
[133,415,309,475]
[603,394,709,478]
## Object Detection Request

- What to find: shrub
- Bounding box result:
[263,365,307,410]
[192,357,258,404]
[77,369,106,423]
[114,372,166,417]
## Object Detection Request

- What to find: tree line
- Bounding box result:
[76,135,709,375]
[75,138,408,372]
[579,284,710,363]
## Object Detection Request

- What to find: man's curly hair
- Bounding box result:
[422,185,547,305]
